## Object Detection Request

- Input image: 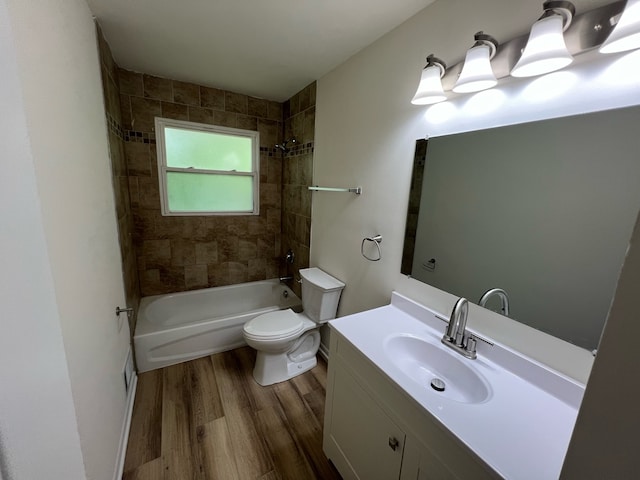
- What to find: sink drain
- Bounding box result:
[430,378,446,392]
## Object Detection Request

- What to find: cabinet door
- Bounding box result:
[328,366,406,480]
[401,439,459,480]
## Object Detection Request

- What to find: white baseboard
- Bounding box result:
[113,371,137,480]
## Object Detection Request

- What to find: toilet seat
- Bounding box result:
[243,309,304,341]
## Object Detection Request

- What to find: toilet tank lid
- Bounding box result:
[299,267,345,291]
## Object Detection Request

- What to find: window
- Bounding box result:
[155,117,259,216]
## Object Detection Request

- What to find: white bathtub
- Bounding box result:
[134,279,301,373]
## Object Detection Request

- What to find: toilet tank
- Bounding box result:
[299,267,345,323]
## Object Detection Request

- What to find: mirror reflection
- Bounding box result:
[402,106,640,350]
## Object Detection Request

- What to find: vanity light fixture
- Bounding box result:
[453,32,499,93]
[411,54,447,105]
[600,0,640,53]
[410,0,640,106]
[511,1,575,77]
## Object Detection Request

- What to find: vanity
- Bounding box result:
[322,292,585,480]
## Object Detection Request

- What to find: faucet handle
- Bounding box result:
[465,336,477,358]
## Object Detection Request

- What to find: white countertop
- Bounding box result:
[329,292,585,480]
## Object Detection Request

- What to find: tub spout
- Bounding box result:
[279,276,293,283]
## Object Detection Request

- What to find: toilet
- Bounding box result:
[242,267,345,386]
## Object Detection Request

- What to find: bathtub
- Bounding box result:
[134,279,301,373]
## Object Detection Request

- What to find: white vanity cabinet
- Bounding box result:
[328,365,406,479]
[323,331,498,480]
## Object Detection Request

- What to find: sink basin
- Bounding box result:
[383,334,491,404]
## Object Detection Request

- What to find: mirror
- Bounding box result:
[402,105,640,350]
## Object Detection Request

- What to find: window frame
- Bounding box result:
[155,117,260,216]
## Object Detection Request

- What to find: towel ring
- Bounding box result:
[361,235,382,261]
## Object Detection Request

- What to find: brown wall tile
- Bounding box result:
[298,154,312,185]
[143,239,171,265]
[283,157,298,185]
[225,91,248,114]
[280,81,316,283]
[158,266,186,292]
[173,81,200,106]
[261,183,281,208]
[119,69,143,96]
[98,33,140,338]
[258,119,278,148]
[125,142,152,176]
[195,241,218,265]
[120,94,133,129]
[185,265,208,289]
[130,97,161,132]
[112,65,295,294]
[267,157,282,184]
[247,216,266,236]
[290,113,303,141]
[128,177,140,207]
[267,101,283,121]
[237,115,258,131]
[298,86,311,111]
[300,188,311,217]
[257,236,275,258]
[227,217,249,236]
[302,107,316,143]
[266,259,279,280]
[266,208,281,235]
[259,155,268,183]
[201,86,225,110]
[143,74,173,102]
[171,240,196,266]
[238,238,257,261]
[248,258,266,282]
[289,92,300,117]
[188,106,213,125]
[248,97,268,118]
[218,236,239,263]
[137,177,161,210]
[161,102,189,121]
[208,262,248,286]
[108,130,126,176]
[213,110,237,128]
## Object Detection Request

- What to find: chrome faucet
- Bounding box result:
[478,288,510,316]
[441,297,477,359]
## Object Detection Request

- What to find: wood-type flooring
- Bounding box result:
[122,347,342,480]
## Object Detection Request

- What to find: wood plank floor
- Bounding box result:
[123,347,342,480]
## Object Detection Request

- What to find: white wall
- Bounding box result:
[313,0,640,474]
[2,0,131,478]
[0,1,86,478]
[561,211,640,477]
[312,0,640,378]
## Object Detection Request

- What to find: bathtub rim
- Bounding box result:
[135,278,300,337]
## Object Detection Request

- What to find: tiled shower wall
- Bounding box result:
[281,83,316,297]
[97,29,315,299]
[118,69,285,296]
[401,139,426,274]
[97,26,140,331]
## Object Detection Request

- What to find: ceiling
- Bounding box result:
[87,0,436,102]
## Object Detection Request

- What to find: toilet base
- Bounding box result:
[251,329,321,386]
[252,351,317,386]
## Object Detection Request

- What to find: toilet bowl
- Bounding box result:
[242,267,345,386]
